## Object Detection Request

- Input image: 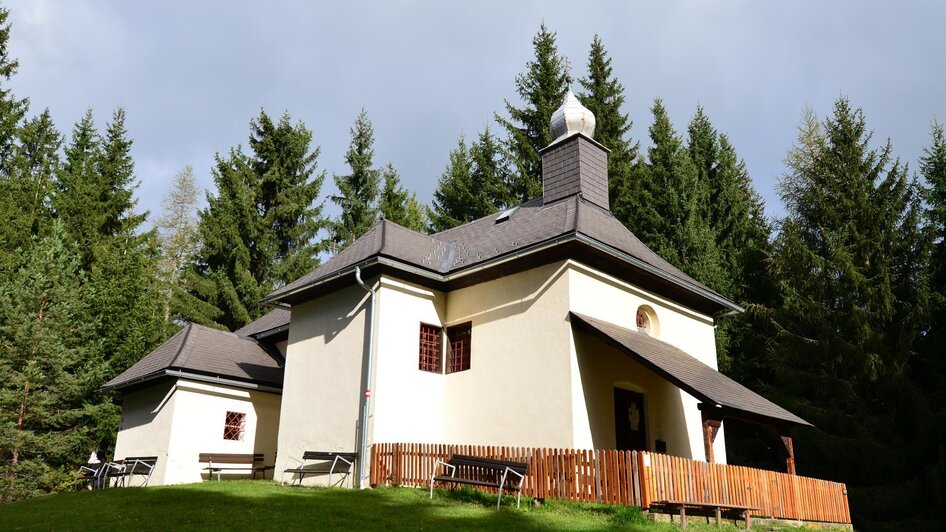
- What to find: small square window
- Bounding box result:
[418,323,443,373]
[223,411,246,441]
[446,322,472,374]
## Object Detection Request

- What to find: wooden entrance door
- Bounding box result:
[614,388,647,451]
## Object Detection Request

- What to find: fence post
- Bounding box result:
[393,443,402,485]
[639,451,651,508]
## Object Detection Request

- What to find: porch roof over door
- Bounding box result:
[569,312,810,428]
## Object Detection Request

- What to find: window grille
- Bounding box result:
[418,323,443,373]
[223,411,246,441]
[446,322,472,374]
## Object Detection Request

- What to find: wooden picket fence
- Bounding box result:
[641,452,851,524]
[369,442,851,525]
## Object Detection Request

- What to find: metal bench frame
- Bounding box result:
[102,457,157,488]
[76,463,108,490]
[429,455,528,509]
[283,451,357,487]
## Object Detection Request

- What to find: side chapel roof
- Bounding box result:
[102,322,284,392]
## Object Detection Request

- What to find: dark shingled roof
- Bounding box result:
[570,312,810,427]
[236,308,291,338]
[102,323,284,391]
[265,196,734,311]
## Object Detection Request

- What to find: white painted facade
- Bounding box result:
[113,378,281,485]
[275,259,726,486]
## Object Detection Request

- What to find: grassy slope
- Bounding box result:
[0,481,812,531]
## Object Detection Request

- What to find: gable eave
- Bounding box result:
[264,229,740,316]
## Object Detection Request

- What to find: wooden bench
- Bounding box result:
[199,453,274,481]
[429,454,529,509]
[103,456,158,487]
[283,451,358,486]
[652,500,757,529]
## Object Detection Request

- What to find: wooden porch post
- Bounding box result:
[700,410,722,463]
[780,435,796,475]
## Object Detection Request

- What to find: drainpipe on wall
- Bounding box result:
[354,266,376,489]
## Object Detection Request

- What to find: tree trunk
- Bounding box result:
[12,301,46,467]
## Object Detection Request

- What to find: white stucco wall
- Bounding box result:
[112,379,281,485]
[371,278,446,444]
[567,262,726,463]
[572,332,692,457]
[112,382,176,485]
[164,381,281,484]
[277,258,728,479]
[274,284,370,485]
[442,262,574,447]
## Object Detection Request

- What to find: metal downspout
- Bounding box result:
[354,266,376,489]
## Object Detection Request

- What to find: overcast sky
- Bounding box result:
[7,1,945,225]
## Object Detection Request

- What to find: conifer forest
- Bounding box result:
[0,6,943,529]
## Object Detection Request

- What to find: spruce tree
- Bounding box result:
[0,5,27,177]
[0,223,98,502]
[249,111,326,283]
[96,108,147,238]
[379,164,427,232]
[686,106,717,221]
[637,100,727,294]
[0,110,60,270]
[46,107,167,383]
[429,127,509,232]
[916,121,946,511]
[429,135,474,232]
[767,99,929,488]
[578,34,638,221]
[470,126,511,209]
[180,149,258,328]
[51,110,101,267]
[182,110,325,331]
[79,109,165,373]
[685,108,772,302]
[332,110,380,249]
[922,122,946,324]
[496,23,569,203]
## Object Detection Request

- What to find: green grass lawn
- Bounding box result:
[0,480,816,531]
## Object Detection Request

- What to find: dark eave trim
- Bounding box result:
[250,324,290,341]
[572,233,743,314]
[262,231,741,315]
[101,368,283,394]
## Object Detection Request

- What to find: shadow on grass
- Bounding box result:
[1,481,814,531]
[0,481,600,531]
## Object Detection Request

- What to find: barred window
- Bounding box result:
[418,323,443,373]
[446,322,472,374]
[223,411,246,441]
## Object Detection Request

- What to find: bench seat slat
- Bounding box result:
[449,455,527,471]
[300,451,358,461]
[433,476,506,489]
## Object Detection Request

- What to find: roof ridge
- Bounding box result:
[378,218,387,253]
[167,322,195,368]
